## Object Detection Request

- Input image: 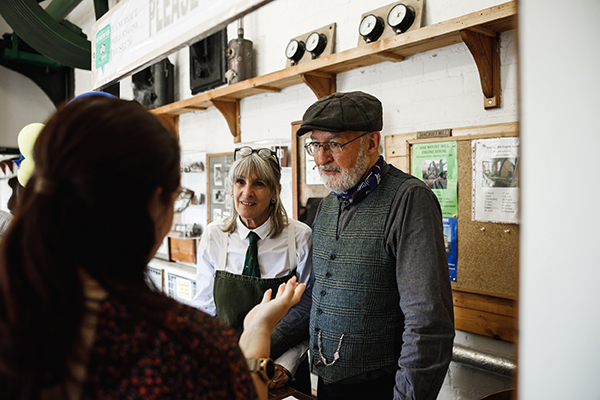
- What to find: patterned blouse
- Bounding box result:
[81,295,256,399]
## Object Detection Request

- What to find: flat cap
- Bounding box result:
[296,91,383,136]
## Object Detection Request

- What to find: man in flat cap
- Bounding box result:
[271,91,454,399]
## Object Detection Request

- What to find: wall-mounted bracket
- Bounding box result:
[461,29,501,109]
[370,52,405,63]
[212,98,241,142]
[184,106,207,111]
[155,114,180,139]
[253,85,281,93]
[301,72,336,99]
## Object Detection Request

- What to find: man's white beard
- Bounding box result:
[319,141,370,194]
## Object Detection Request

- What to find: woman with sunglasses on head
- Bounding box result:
[0,96,304,400]
[192,147,313,394]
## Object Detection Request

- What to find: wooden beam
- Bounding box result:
[370,52,405,63]
[253,85,281,93]
[452,289,517,342]
[212,99,241,142]
[300,73,336,99]
[461,29,501,109]
[454,305,516,342]
[467,26,498,38]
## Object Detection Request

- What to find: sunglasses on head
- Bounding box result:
[234,146,281,170]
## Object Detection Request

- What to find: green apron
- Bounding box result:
[213,222,297,335]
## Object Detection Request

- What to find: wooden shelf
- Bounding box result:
[151,1,516,141]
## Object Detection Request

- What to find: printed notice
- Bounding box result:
[443,217,457,282]
[411,141,458,217]
[472,137,519,223]
[176,277,192,301]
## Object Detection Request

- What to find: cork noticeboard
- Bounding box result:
[385,122,519,342]
[454,139,518,296]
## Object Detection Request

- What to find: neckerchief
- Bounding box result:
[335,156,384,205]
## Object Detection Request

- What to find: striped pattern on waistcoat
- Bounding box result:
[310,172,407,383]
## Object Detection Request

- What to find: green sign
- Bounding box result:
[95,25,111,70]
[411,141,458,217]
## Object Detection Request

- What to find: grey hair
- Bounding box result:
[220,152,288,237]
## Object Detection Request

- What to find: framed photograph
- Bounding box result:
[213,189,225,204]
[207,152,234,223]
[214,163,223,186]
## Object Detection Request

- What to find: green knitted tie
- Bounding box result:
[242,231,260,277]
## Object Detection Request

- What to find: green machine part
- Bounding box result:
[0,0,91,70]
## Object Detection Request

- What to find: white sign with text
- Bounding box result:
[91,0,273,89]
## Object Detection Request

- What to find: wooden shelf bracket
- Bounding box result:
[461,29,501,109]
[300,73,336,99]
[212,98,241,143]
[155,114,180,139]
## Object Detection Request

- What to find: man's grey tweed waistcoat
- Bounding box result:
[310,172,406,383]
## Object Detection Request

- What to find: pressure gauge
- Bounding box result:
[359,14,385,43]
[285,39,305,64]
[387,3,416,34]
[306,32,327,58]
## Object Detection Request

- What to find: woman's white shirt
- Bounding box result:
[191,217,312,316]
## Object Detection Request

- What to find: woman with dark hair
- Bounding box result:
[0,96,303,400]
[192,147,312,393]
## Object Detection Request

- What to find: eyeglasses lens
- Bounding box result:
[306,142,342,156]
[235,147,252,160]
[257,149,273,159]
[235,147,280,169]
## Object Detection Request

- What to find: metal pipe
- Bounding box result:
[93,0,110,20]
[452,344,515,378]
[45,0,84,21]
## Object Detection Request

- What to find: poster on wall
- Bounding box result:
[472,138,520,224]
[443,217,457,282]
[411,141,458,218]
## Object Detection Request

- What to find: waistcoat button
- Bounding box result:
[329,253,336,260]
[321,290,327,296]
[317,308,323,315]
[325,272,332,278]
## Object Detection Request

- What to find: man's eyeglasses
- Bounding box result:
[304,132,369,157]
[234,146,280,169]
[174,187,195,213]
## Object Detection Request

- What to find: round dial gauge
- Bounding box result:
[306,32,327,58]
[359,14,385,43]
[285,39,305,64]
[387,3,416,34]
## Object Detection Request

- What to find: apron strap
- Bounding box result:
[218,228,229,271]
[288,221,297,271]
